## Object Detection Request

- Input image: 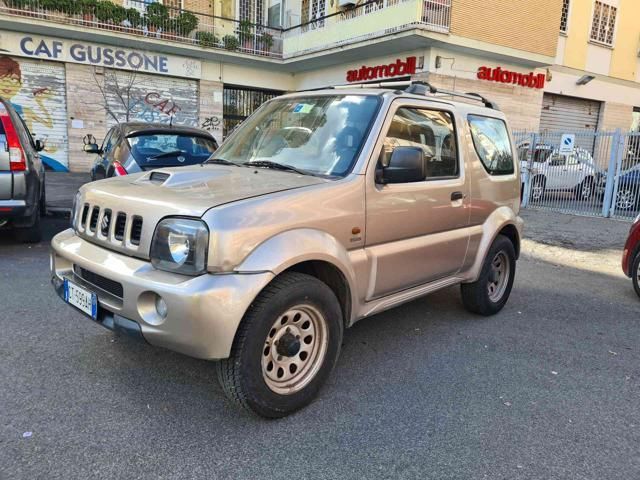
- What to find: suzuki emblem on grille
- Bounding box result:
[101,215,110,232]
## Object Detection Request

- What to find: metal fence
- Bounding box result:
[0,0,283,58]
[515,129,640,220]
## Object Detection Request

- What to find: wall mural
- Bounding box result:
[0,55,69,171]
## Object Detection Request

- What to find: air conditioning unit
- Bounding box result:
[338,0,356,7]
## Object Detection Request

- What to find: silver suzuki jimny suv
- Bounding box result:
[52,82,523,418]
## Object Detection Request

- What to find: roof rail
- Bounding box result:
[300,80,500,110]
[406,82,500,110]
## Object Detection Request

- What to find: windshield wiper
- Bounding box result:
[204,157,238,166]
[243,160,308,175]
[147,150,185,161]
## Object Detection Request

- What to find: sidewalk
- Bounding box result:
[45,172,91,213]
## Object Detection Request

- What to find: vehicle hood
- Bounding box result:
[81,165,328,217]
[75,165,329,259]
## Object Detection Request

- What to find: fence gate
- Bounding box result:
[516,129,640,221]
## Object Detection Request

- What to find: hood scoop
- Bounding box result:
[148,171,170,185]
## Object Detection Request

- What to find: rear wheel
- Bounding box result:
[575,176,594,200]
[216,272,343,418]
[14,205,42,243]
[461,235,516,316]
[530,176,545,202]
[615,188,638,211]
[632,254,640,299]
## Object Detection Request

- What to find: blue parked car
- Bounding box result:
[85,122,219,180]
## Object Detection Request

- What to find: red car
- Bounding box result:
[622,214,640,297]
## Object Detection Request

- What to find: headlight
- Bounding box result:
[70,191,81,228]
[150,218,209,275]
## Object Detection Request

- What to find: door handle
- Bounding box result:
[451,191,464,201]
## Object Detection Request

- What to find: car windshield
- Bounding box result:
[128,134,218,166]
[213,95,380,177]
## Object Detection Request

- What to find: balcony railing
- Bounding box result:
[0,0,283,58]
[283,0,451,57]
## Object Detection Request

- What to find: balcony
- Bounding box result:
[282,0,451,58]
[0,0,283,58]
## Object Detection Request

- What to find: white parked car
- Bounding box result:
[518,143,603,201]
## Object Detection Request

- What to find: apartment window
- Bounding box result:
[560,0,570,33]
[590,1,617,46]
[239,0,265,24]
[631,108,640,133]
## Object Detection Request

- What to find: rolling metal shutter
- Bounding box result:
[2,57,69,171]
[105,71,199,128]
[540,93,601,152]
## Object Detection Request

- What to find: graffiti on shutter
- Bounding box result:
[104,70,198,128]
[0,56,69,171]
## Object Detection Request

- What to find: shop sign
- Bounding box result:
[0,31,201,79]
[477,66,545,89]
[346,57,417,83]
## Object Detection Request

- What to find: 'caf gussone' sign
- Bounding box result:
[477,66,546,89]
[346,57,417,83]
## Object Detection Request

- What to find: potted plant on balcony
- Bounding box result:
[237,19,254,51]
[260,31,274,55]
[78,0,97,23]
[145,2,169,36]
[175,11,198,38]
[124,7,142,31]
[195,31,218,48]
[223,34,239,51]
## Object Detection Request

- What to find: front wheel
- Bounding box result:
[461,235,516,316]
[216,272,343,418]
[575,176,594,200]
[632,254,640,299]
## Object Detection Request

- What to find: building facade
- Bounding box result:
[1,0,638,171]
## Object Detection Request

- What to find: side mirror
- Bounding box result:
[83,143,102,154]
[34,139,45,152]
[379,146,425,184]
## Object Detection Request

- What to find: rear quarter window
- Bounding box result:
[468,115,514,175]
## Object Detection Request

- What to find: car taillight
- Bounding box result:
[113,161,127,176]
[0,107,26,172]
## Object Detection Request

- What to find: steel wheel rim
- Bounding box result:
[616,190,635,210]
[531,185,543,200]
[581,182,592,198]
[261,304,328,395]
[487,251,510,303]
[636,260,640,286]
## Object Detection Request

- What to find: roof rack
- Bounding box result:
[405,82,500,110]
[330,80,500,110]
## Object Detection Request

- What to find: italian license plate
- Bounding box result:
[64,279,98,320]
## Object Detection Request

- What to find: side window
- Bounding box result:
[383,107,458,179]
[101,129,115,154]
[549,154,567,167]
[468,115,514,175]
[110,131,123,159]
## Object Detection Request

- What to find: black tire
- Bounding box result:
[14,205,42,243]
[39,182,47,217]
[216,272,344,418]
[575,176,594,200]
[530,176,546,202]
[632,253,640,299]
[461,235,516,316]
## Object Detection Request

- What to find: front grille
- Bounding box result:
[89,207,100,232]
[100,209,112,237]
[130,216,143,245]
[114,213,127,241]
[77,204,144,250]
[80,204,89,227]
[74,265,124,298]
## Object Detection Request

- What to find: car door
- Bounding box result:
[103,129,122,177]
[364,101,470,299]
[545,154,567,190]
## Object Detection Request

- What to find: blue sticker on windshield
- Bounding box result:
[293,104,313,113]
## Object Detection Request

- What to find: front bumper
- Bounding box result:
[51,228,274,359]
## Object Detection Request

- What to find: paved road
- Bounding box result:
[1,212,640,479]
